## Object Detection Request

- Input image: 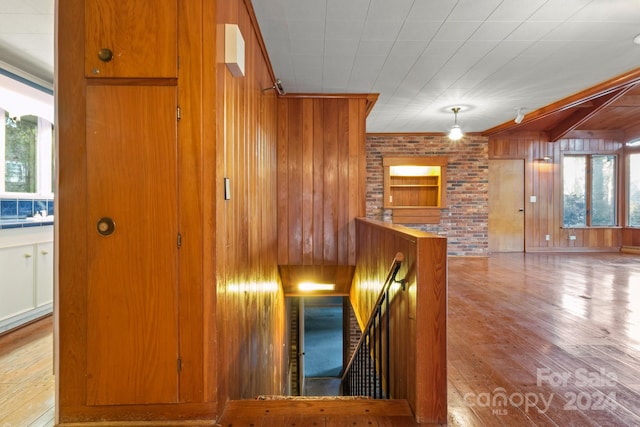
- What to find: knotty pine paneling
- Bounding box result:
[489,131,623,252]
[277,96,367,266]
[216,0,287,409]
[351,218,447,424]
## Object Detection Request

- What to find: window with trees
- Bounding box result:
[627,143,640,227]
[0,72,54,196]
[563,154,617,227]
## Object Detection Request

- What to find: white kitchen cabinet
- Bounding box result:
[0,225,53,333]
[36,241,54,306]
[0,244,35,321]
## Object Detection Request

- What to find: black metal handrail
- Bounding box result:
[341,252,405,398]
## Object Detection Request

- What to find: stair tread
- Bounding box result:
[221,397,413,418]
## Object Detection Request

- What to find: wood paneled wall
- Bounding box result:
[277,96,368,266]
[351,218,447,424]
[622,228,640,251]
[57,0,286,423]
[216,0,287,407]
[489,131,623,252]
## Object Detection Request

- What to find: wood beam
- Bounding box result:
[548,85,635,141]
[483,66,640,136]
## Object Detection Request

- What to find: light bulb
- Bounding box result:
[449,124,463,140]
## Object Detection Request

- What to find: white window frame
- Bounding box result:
[0,71,54,198]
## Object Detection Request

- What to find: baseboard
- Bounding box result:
[57,422,215,427]
[525,247,620,253]
[0,303,53,335]
[621,245,640,254]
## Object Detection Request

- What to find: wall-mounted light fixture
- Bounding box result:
[298,282,335,291]
[534,156,552,162]
[448,107,463,140]
[514,108,526,124]
[262,79,286,96]
[224,24,245,77]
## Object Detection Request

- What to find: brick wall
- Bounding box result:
[366,134,489,256]
[289,297,299,395]
[345,301,362,365]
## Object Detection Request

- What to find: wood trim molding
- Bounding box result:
[548,86,635,141]
[282,92,377,100]
[281,93,379,117]
[367,131,484,137]
[483,66,640,136]
[621,245,640,254]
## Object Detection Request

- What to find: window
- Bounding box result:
[627,152,640,227]
[0,71,54,196]
[563,154,617,227]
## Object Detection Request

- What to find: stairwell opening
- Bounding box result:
[287,296,363,397]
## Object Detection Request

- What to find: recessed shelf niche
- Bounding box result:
[383,156,447,224]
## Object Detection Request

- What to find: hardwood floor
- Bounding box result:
[0,315,54,427]
[2,253,640,426]
[447,253,640,426]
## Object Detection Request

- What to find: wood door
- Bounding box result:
[489,159,525,252]
[85,0,177,78]
[86,85,179,405]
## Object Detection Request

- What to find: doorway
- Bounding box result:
[301,296,343,396]
[489,159,525,252]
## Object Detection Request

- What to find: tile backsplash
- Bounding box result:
[1,197,54,219]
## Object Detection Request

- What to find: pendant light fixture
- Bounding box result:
[448,107,463,140]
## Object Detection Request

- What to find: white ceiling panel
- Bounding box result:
[284,0,326,21]
[447,0,503,21]
[326,0,370,21]
[288,20,325,40]
[487,0,549,21]
[356,40,395,56]
[325,39,359,57]
[574,0,640,20]
[325,19,366,40]
[366,0,414,22]
[289,39,324,56]
[505,21,562,41]
[361,20,405,41]
[1,0,639,134]
[404,1,456,22]
[397,21,441,41]
[470,21,522,41]
[529,0,593,21]
[389,40,429,58]
[433,21,483,41]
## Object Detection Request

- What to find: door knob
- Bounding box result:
[98,48,113,62]
[96,217,116,236]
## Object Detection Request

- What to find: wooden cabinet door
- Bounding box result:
[85,0,177,78]
[36,241,54,306]
[0,245,35,320]
[86,85,179,405]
